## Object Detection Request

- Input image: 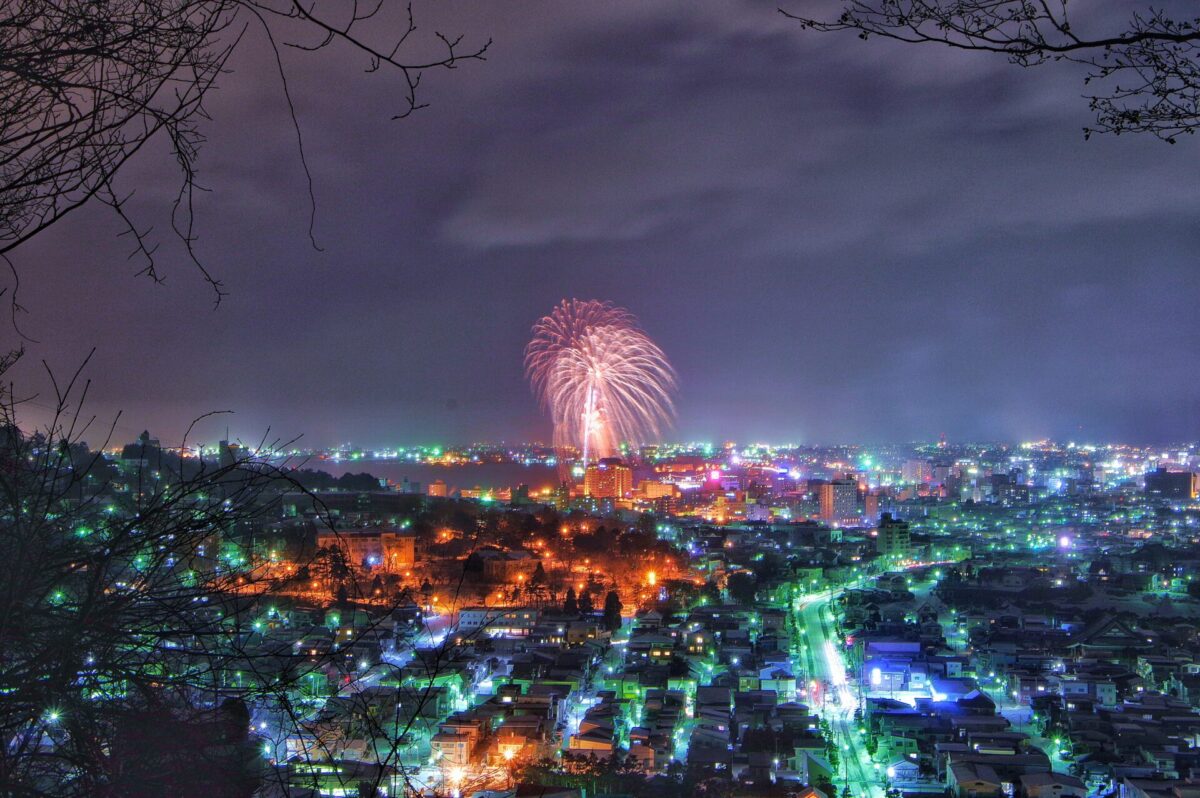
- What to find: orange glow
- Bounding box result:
[646,570,657,587]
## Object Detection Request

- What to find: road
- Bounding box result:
[794,592,884,798]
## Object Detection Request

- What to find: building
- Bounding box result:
[653,456,706,475]
[863,492,881,524]
[875,513,911,562]
[584,458,633,499]
[819,478,858,524]
[476,548,539,582]
[1020,772,1087,798]
[637,480,679,500]
[429,731,472,766]
[120,430,162,471]
[1144,468,1197,500]
[315,527,417,571]
[427,479,448,497]
[456,606,539,637]
[948,761,1003,798]
[902,459,932,484]
[218,439,242,469]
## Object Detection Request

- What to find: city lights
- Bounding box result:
[12,422,1199,798]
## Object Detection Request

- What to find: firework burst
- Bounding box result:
[525,299,676,464]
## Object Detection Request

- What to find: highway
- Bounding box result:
[794,592,884,798]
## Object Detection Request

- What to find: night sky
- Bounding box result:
[9,1,1200,449]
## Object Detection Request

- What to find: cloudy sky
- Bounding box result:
[8,1,1200,449]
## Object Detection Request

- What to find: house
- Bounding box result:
[429,731,472,766]
[1017,772,1094,796]
[568,728,614,758]
[1119,778,1200,798]
[949,761,1004,798]
[1069,617,1152,661]
[886,758,921,783]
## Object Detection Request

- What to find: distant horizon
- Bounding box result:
[108,433,1200,455]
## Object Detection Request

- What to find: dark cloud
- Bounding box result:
[7,1,1200,447]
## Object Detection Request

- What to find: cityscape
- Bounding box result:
[4,2,1200,798]
[12,420,1200,798]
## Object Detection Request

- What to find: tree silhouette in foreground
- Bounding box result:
[783,1,1200,142]
[0,354,502,797]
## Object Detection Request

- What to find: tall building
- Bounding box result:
[584,458,633,499]
[902,459,932,484]
[819,478,859,524]
[875,513,911,562]
[218,439,242,469]
[1145,468,1197,500]
[863,492,881,524]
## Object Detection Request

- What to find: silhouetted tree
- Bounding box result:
[603,590,623,632]
[751,551,786,583]
[564,586,579,615]
[727,572,758,605]
[109,697,262,798]
[0,358,383,797]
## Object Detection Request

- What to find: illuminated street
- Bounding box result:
[795,591,884,798]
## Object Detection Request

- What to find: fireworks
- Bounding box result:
[526,299,676,464]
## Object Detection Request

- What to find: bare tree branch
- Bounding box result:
[781,1,1200,142]
[0,0,490,311]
